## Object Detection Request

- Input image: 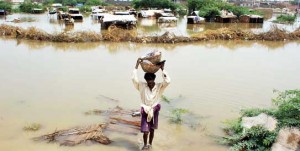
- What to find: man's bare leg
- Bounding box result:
[149,129,154,148]
[142,132,149,150]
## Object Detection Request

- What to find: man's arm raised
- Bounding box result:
[132,58,142,90]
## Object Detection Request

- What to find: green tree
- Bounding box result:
[62,0,77,6]
[85,0,103,6]
[188,0,260,18]
[19,1,45,13]
[132,0,178,10]
[0,1,13,12]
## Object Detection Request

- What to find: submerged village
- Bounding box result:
[0,0,300,151]
[0,0,300,42]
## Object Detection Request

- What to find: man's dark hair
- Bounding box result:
[144,73,156,81]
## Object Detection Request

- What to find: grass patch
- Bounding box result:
[273,14,296,24]
[23,123,41,131]
[169,108,189,124]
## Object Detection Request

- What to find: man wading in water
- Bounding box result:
[132,58,171,150]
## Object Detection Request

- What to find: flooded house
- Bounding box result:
[187,11,205,24]
[215,10,237,23]
[239,14,264,23]
[91,7,107,20]
[138,9,163,18]
[101,14,137,29]
[0,10,7,15]
[68,8,83,21]
[157,13,177,23]
[128,9,137,16]
[48,3,63,14]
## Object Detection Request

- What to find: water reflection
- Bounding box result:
[4,37,299,52]
[1,38,300,151]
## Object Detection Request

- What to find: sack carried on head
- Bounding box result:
[140,50,165,73]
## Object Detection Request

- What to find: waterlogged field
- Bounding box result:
[0,38,300,151]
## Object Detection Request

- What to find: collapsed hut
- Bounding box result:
[215,10,237,23]
[239,15,264,23]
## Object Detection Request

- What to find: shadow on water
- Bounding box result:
[3,37,300,53]
[109,138,140,151]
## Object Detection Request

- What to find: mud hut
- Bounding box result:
[157,13,177,23]
[215,15,237,23]
[68,8,83,21]
[215,10,237,23]
[239,15,264,23]
[187,11,205,24]
[101,14,137,29]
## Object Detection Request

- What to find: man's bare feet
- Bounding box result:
[141,145,149,150]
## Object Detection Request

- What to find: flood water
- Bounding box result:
[0,37,300,151]
[1,13,300,36]
[1,12,300,151]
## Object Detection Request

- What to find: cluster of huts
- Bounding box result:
[89,7,178,29]
[51,6,180,29]
[2,3,264,30]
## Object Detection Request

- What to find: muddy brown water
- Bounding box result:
[1,13,300,36]
[1,13,300,151]
[1,38,300,151]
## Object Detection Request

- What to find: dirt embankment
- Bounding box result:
[1,24,300,43]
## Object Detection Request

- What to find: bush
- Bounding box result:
[274,14,296,24]
[19,2,45,13]
[188,0,262,18]
[79,5,91,13]
[221,89,300,151]
[132,0,177,10]
[199,6,220,18]
[0,1,13,12]
[85,0,104,6]
[169,108,189,124]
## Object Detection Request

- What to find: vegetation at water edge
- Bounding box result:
[220,89,300,151]
[273,14,297,24]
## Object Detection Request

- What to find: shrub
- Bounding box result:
[132,0,177,10]
[274,14,296,24]
[19,2,45,13]
[221,89,300,150]
[169,108,189,123]
[188,0,262,18]
[0,1,13,12]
